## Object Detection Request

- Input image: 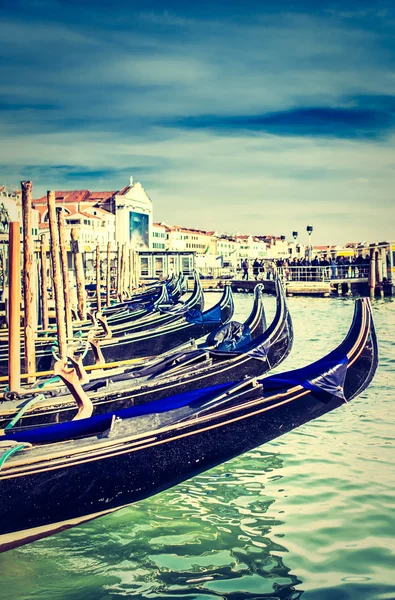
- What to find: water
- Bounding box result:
[0,293,394,600]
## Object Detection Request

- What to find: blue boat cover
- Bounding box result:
[259,352,348,400]
[245,334,271,361]
[206,321,252,351]
[186,304,222,325]
[5,351,349,446]
[4,381,234,445]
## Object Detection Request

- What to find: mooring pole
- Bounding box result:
[129,247,134,295]
[116,243,121,298]
[124,244,130,296]
[8,222,21,392]
[134,250,139,289]
[47,191,67,359]
[96,243,102,313]
[122,243,127,297]
[0,248,5,295]
[106,242,111,306]
[118,244,124,299]
[71,228,86,320]
[40,235,49,330]
[368,244,377,298]
[58,209,73,338]
[21,180,36,379]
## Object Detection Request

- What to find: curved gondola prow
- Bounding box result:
[236,279,293,367]
[152,284,170,310]
[258,280,288,341]
[180,273,188,296]
[168,274,183,302]
[258,298,378,404]
[196,283,234,325]
[218,283,234,324]
[165,273,176,292]
[243,284,267,337]
[185,271,204,312]
[344,299,378,401]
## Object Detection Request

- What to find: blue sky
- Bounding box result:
[0,0,394,243]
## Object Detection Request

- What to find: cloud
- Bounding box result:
[168,105,395,140]
[0,2,394,243]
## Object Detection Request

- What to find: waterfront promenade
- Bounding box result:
[194,265,393,297]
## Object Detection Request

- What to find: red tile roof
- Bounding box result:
[33,190,91,204]
[117,185,133,196]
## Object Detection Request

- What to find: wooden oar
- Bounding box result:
[0,355,150,383]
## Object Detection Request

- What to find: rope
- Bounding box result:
[0,443,28,471]
[32,376,60,389]
[4,394,46,430]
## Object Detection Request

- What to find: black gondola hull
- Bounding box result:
[0,389,362,551]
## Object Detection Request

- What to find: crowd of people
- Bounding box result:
[240,255,371,281]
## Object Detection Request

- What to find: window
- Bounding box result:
[140,257,149,277]
[181,256,191,275]
[155,257,164,276]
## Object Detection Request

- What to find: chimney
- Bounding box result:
[129,176,133,186]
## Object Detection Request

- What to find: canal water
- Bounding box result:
[0,293,394,600]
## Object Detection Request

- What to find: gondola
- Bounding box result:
[0,280,173,345]
[68,272,204,339]
[0,283,234,376]
[0,297,378,553]
[0,281,292,428]
[101,271,204,336]
[97,272,180,317]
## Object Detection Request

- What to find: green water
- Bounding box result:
[0,294,394,600]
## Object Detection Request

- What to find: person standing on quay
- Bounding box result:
[253,258,260,281]
[241,259,249,280]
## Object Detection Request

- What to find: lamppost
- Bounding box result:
[306,225,313,262]
[292,231,298,258]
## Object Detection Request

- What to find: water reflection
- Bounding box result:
[1,449,304,600]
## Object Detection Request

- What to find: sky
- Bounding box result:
[0,0,394,245]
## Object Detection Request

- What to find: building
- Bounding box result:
[0,186,40,243]
[32,176,152,249]
[235,235,268,260]
[114,178,153,250]
[152,223,169,250]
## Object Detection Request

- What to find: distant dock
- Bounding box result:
[196,277,393,297]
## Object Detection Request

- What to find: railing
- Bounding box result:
[278,265,370,282]
[196,264,370,282]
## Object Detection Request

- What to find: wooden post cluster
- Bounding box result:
[21,181,36,379]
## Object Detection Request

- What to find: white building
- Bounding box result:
[0,186,40,240]
[235,235,267,260]
[152,223,169,250]
[114,177,153,250]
